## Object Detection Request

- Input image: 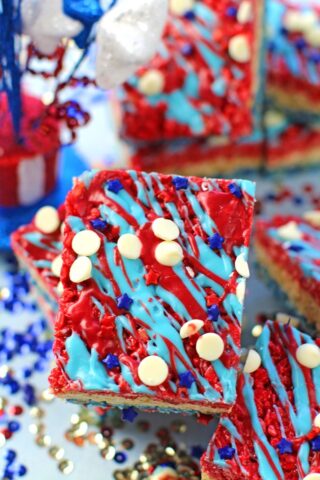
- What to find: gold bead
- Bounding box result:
[49,446,65,460]
[58,460,74,475]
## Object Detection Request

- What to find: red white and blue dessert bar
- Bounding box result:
[267,0,320,115]
[50,169,255,414]
[255,214,320,331]
[118,0,264,142]
[11,205,64,324]
[201,320,320,480]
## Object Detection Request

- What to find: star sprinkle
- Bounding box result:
[178,372,196,388]
[103,354,120,370]
[276,438,293,454]
[117,293,133,311]
[218,445,235,460]
[121,407,138,423]
[208,305,220,322]
[172,177,189,190]
[228,183,243,199]
[208,234,224,250]
[106,179,124,194]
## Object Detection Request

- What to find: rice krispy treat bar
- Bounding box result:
[50,169,255,415]
[255,214,320,332]
[267,0,320,116]
[118,0,264,142]
[201,320,320,480]
[11,205,64,323]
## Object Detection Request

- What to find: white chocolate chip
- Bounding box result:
[51,255,63,278]
[138,70,165,96]
[155,241,183,267]
[170,0,194,15]
[72,230,101,257]
[251,325,263,337]
[303,474,320,480]
[34,206,60,234]
[303,210,320,227]
[276,312,300,328]
[296,344,320,369]
[314,413,320,428]
[305,26,320,47]
[196,333,224,361]
[180,320,204,339]
[235,253,250,278]
[138,356,169,386]
[244,349,262,373]
[228,34,250,62]
[117,234,142,260]
[277,221,302,241]
[237,1,252,23]
[284,10,317,32]
[57,281,64,296]
[236,281,246,304]
[264,110,286,128]
[152,218,180,241]
[69,256,92,283]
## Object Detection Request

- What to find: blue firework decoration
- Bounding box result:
[0,0,22,135]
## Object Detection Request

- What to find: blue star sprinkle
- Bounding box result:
[184,10,196,20]
[107,179,124,194]
[172,177,189,190]
[117,293,133,310]
[218,446,236,460]
[121,407,138,423]
[228,183,243,199]
[191,445,205,459]
[90,218,108,230]
[288,244,304,252]
[103,353,120,369]
[276,438,293,454]
[208,233,224,250]
[208,305,220,322]
[179,371,196,388]
[311,436,320,452]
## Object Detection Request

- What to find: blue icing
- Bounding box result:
[24,232,57,252]
[253,442,284,480]
[220,417,242,441]
[212,77,226,97]
[34,260,52,269]
[243,375,284,479]
[65,333,119,392]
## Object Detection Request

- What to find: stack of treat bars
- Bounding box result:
[9,0,320,479]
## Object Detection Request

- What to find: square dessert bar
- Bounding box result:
[11,205,64,324]
[118,0,264,142]
[50,170,256,414]
[201,320,320,480]
[255,214,320,332]
[267,0,320,115]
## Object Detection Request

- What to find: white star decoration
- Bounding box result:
[21,0,83,55]
[96,0,168,89]
[21,0,168,89]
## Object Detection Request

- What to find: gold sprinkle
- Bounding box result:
[0,433,6,448]
[171,420,187,433]
[130,471,139,480]
[41,389,55,402]
[42,92,54,106]
[94,433,104,445]
[49,446,65,460]
[73,421,88,437]
[165,446,176,456]
[70,414,80,425]
[30,407,44,418]
[139,455,148,463]
[0,287,10,300]
[0,397,7,409]
[97,439,110,450]
[100,445,116,460]
[36,434,51,447]
[0,366,9,379]
[29,423,45,435]
[58,459,74,475]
